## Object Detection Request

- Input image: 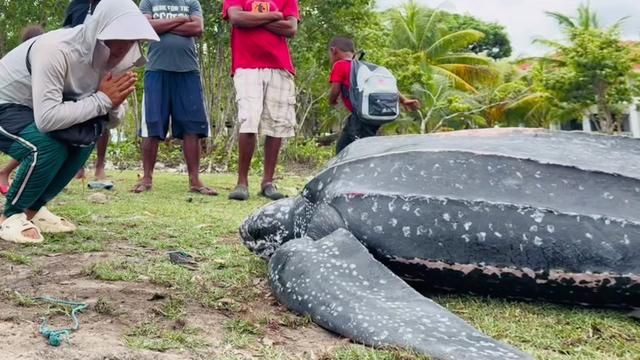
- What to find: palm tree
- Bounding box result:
[386,1,496,93]
[545,3,627,32]
[532,3,632,134]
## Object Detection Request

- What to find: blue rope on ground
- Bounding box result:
[33,296,88,347]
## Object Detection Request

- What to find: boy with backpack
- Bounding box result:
[329,37,421,154]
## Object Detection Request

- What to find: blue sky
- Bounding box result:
[376,0,640,57]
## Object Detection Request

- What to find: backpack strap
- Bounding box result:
[25,40,37,76]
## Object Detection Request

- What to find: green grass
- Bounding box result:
[325,346,430,360]
[125,322,207,352]
[223,319,264,349]
[88,259,140,282]
[2,170,638,359]
[0,251,31,265]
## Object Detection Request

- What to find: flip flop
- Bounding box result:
[0,213,44,244]
[31,207,77,233]
[168,251,199,271]
[131,182,152,193]
[189,186,218,196]
[88,180,114,190]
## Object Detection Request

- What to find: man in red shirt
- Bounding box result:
[223,0,299,201]
[329,37,421,154]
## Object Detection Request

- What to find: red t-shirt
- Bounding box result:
[329,59,353,112]
[223,0,299,75]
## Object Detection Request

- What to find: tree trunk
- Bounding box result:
[595,81,615,134]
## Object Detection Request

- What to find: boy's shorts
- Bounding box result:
[233,68,296,138]
[140,70,210,140]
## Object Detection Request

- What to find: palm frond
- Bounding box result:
[532,38,566,50]
[387,8,418,50]
[545,11,576,30]
[518,56,567,67]
[426,30,485,59]
[431,65,478,93]
[434,53,491,66]
[437,63,498,87]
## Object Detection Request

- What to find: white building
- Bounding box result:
[549,100,640,138]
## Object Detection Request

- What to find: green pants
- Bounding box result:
[1,123,93,217]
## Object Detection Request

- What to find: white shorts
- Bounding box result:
[233,68,296,138]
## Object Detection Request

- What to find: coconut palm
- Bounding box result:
[531,3,634,133]
[386,1,496,93]
[545,3,627,32]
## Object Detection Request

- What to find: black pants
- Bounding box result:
[335,115,380,154]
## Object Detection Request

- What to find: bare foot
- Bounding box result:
[0,171,9,194]
[94,166,106,181]
[189,179,218,196]
[132,177,152,193]
[21,227,40,239]
[75,168,86,180]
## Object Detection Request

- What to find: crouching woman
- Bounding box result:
[0,0,158,243]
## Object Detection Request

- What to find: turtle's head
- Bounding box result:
[240,197,310,259]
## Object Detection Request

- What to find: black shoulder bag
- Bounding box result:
[26,41,106,147]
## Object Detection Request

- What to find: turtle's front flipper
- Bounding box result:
[269,229,532,360]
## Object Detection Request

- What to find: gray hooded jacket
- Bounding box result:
[0,0,159,132]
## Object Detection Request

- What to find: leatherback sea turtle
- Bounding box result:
[240,128,640,359]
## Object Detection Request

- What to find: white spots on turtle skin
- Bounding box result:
[477,232,487,242]
[602,192,614,200]
[361,212,369,222]
[389,218,398,227]
[516,171,523,179]
[269,235,528,360]
[531,211,545,223]
[547,225,555,234]
[578,185,585,191]
[534,171,542,178]
[462,234,472,243]
[402,203,411,212]
[372,201,379,213]
[586,233,594,240]
[623,234,631,245]
[494,232,503,238]
[442,213,451,222]
[388,199,397,213]
[533,236,543,246]
[403,227,411,238]
[374,226,384,234]
[317,182,324,191]
[414,208,422,217]
[433,164,441,171]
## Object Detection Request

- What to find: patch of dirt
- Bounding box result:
[0,244,344,359]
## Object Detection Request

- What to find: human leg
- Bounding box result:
[94,130,109,180]
[170,71,216,195]
[134,71,171,193]
[259,70,296,200]
[229,69,265,200]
